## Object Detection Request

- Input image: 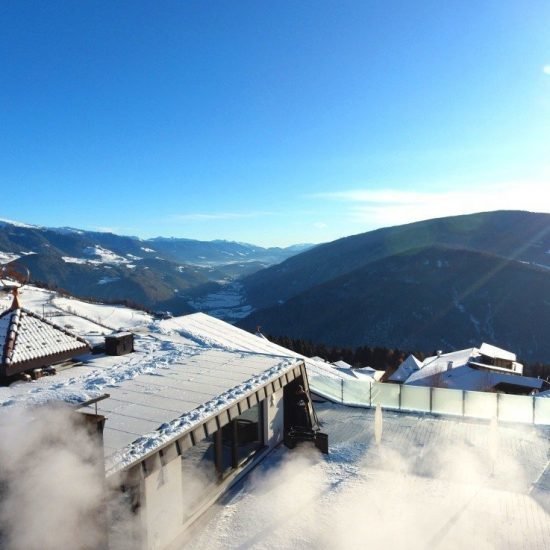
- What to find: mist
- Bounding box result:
[0,405,106,550]
[185,407,549,550]
[0,403,547,550]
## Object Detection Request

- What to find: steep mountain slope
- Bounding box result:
[12,253,205,311]
[242,211,550,309]
[240,246,550,362]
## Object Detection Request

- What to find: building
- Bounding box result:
[388,343,544,394]
[101,351,323,549]
[1,310,326,549]
[0,292,90,382]
[386,354,423,383]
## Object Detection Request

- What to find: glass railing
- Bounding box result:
[308,375,550,425]
[342,379,372,406]
[464,390,497,419]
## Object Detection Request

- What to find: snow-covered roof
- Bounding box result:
[406,348,475,385]
[479,343,516,362]
[468,361,522,375]
[101,349,300,473]
[388,354,423,382]
[332,360,352,369]
[158,313,353,381]
[404,347,542,392]
[0,307,89,369]
[341,367,376,380]
[0,311,332,474]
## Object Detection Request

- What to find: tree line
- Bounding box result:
[266,335,424,372]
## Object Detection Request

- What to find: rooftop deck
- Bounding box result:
[185,403,550,550]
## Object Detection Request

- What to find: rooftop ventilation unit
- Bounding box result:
[105,332,134,356]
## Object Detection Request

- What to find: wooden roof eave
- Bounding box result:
[1,344,90,377]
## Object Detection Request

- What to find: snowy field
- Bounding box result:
[0,285,154,339]
[184,403,550,550]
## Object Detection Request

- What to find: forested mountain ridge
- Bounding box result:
[241,210,550,310]
[239,211,550,362]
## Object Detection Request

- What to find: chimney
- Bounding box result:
[10,287,21,310]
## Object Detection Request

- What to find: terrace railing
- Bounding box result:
[308,378,550,425]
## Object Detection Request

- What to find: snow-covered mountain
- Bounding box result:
[0,219,311,314]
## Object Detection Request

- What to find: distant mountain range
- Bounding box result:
[2,211,549,363]
[0,219,311,312]
[238,211,550,362]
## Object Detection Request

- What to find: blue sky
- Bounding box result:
[1,1,549,246]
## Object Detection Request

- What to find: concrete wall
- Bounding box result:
[139,392,286,550]
[144,458,184,550]
[120,370,303,549]
[264,388,284,448]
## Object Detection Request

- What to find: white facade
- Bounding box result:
[0,309,322,550]
[116,366,307,550]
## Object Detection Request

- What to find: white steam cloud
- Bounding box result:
[1,404,546,549]
[0,405,105,550]
[186,406,549,549]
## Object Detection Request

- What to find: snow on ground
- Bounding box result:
[0,331,173,409]
[0,290,306,458]
[98,276,120,285]
[62,246,136,266]
[185,403,550,550]
[62,256,89,264]
[0,290,352,478]
[0,285,154,347]
[1,286,361,477]
[0,218,37,228]
[0,305,303,477]
[2,287,346,386]
[83,245,131,265]
[1,286,548,549]
[51,293,153,332]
